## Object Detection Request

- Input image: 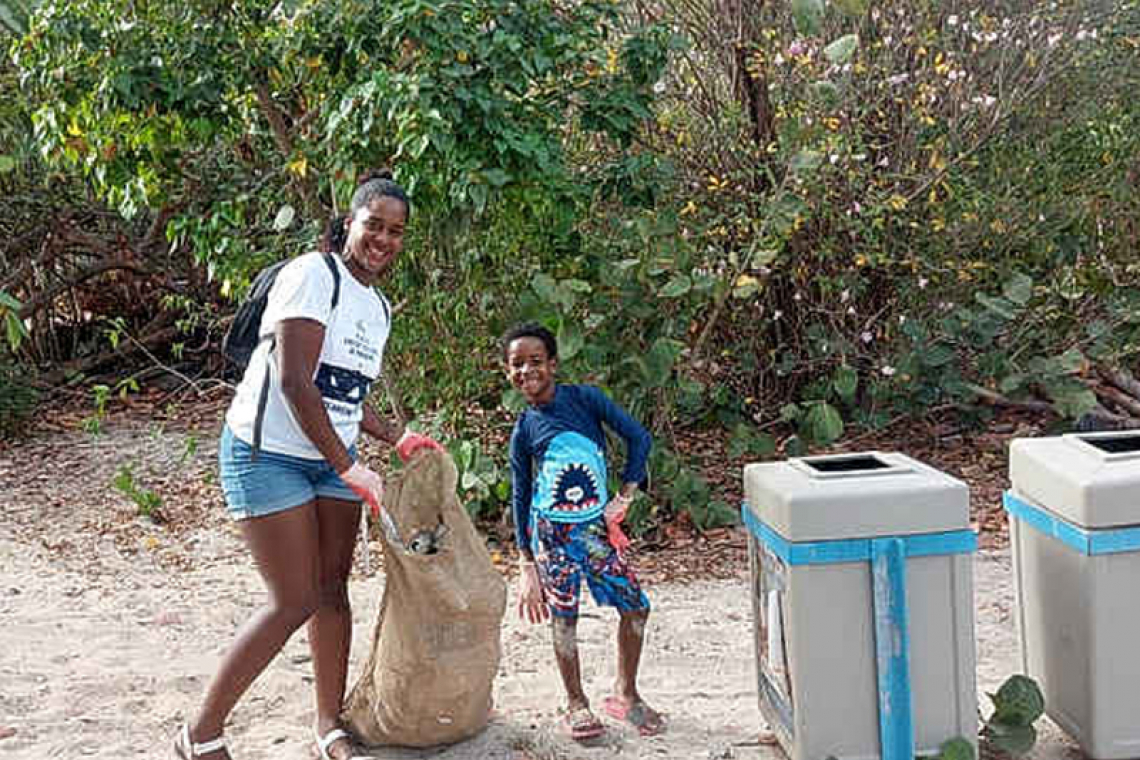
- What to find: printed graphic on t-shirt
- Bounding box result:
[344,318,381,365]
[315,364,371,414]
[533,431,608,522]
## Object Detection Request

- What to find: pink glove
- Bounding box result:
[607,519,632,555]
[340,462,384,518]
[605,493,633,555]
[395,429,444,463]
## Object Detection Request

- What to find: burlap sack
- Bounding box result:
[342,449,507,747]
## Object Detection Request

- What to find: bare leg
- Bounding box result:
[189,503,321,758]
[309,497,362,759]
[615,608,647,700]
[607,608,664,735]
[551,616,589,711]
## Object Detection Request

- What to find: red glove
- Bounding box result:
[396,429,444,463]
[340,462,384,518]
[607,519,632,555]
[605,493,633,555]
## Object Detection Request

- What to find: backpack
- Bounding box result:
[221,251,341,459]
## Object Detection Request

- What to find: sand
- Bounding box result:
[0,425,1087,759]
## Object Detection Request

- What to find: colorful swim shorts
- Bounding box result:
[532,515,650,618]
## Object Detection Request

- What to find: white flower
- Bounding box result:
[847,306,857,316]
[774,53,785,66]
[861,331,874,343]
[773,310,783,321]
[653,80,666,94]
[898,315,907,325]
[853,153,867,162]
[841,289,851,303]
[1048,32,1062,47]
[947,15,959,26]
[881,365,897,377]
[887,73,909,86]
[794,292,803,301]
[918,277,928,289]
[829,154,840,165]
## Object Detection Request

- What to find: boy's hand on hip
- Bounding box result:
[605,493,633,555]
[517,562,549,624]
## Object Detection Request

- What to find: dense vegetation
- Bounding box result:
[3,0,1139,530]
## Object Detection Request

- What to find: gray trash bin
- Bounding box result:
[1007,431,1140,759]
[743,451,977,760]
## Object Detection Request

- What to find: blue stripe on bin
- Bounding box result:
[1002,491,1140,556]
[872,538,915,760]
[740,501,974,760]
[740,503,977,565]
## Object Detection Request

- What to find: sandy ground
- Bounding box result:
[0,425,1088,760]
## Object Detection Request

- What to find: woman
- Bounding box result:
[175,170,441,760]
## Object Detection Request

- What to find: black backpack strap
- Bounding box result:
[322,251,341,311]
[251,334,275,462]
[252,255,339,461]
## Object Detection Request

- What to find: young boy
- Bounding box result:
[502,322,665,741]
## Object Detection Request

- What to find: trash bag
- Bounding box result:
[342,449,507,747]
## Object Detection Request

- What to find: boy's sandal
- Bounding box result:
[173,723,227,759]
[314,727,372,760]
[602,696,666,736]
[562,707,605,742]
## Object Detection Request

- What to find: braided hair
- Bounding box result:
[322,169,410,254]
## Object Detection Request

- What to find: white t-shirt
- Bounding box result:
[225,252,391,459]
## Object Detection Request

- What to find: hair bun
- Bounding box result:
[359,168,394,185]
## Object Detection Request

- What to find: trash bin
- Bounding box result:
[742,451,977,760]
[1006,431,1140,759]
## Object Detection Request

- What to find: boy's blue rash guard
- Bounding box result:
[509,384,651,550]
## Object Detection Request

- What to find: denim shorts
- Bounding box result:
[218,425,360,520]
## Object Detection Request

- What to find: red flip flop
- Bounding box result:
[602,696,666,736]
[563,707,605,742]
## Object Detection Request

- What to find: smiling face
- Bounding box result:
[505,336,557,406]
[344,195,407,281]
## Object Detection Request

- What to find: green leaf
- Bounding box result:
[823,34,859,64]
[644,337,684,386]
[563,279,592,293]
[558,322,584,360]
[939,737,975,760]
[991,674,1046,726]
[804,402,844,444]
[1047,384,1097,419]
[532,273,559,304]
[0,155,15,173]
[976,293,1017,321]
[921,344,956,368]
[660,274,692,298]
[809,80,840,105]
[5,313,26,351]
[1003,273,1034,305]
[273,204,295,231]
[790,150,823,173]
[791,0,824,36]
[780,403,801,422]
[985,723,1037,756]
[0,289,21,310]
[832,366,858,402]
[1056,348,1085,373]
[832,0,868,16]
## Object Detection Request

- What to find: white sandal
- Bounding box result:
[173,723,227,758]
[314,727,372,760]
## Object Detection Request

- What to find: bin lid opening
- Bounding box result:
[802,455,891,473]
[1073,433,1140,454]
